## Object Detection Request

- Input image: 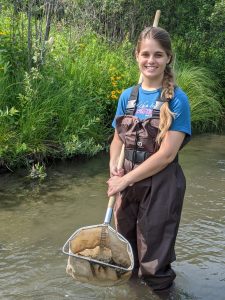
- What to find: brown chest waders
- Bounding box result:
[114,85,186,291]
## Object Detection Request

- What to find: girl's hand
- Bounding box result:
[107,175,129,197]
[109,166,124,177]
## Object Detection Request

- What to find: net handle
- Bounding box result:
[104,10,161,224]
[153,9,161,27]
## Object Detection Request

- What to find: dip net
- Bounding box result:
[63,224,134,286]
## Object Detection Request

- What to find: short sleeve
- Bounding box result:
[169,88,191,136]
[112,87,133,128]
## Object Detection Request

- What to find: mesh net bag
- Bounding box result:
[63,224,134,286]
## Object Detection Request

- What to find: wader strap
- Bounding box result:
[152,99,164,118]
[125,84,140,115]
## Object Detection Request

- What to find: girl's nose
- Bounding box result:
[148,55,155,63]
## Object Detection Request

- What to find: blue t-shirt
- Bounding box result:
[112,85,191,136]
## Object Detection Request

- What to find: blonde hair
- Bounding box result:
[136,26,175,144]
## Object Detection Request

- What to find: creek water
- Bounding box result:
[0,134,224,300]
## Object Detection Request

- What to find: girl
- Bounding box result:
[107,27,191,291]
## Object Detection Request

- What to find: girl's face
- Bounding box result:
[136,38,171,86]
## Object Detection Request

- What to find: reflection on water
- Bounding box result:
[0,134,225,300]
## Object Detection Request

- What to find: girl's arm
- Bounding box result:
[107,130,185,196]
[109,129,124,177]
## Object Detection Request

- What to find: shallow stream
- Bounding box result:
[0,134,224,299]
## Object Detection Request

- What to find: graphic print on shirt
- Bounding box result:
[132,86,161,120]
[135,101,155,119]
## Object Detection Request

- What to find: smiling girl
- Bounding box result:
[107,27,191,292]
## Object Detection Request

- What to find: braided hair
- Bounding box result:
[136,26,175,144]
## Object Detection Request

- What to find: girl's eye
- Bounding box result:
[155,53,163,57]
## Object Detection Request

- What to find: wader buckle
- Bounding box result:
[125,149,150,164]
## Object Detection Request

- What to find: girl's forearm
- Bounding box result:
[123,150,170,185]
[109,130,123,167]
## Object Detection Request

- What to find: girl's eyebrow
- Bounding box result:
[140,50,165,54]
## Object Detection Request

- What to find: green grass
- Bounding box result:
[176,65,222,132]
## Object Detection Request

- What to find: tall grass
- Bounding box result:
[176,65,222,132]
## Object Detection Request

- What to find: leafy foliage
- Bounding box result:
[0,1,224,170]
[0,31,138,168]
